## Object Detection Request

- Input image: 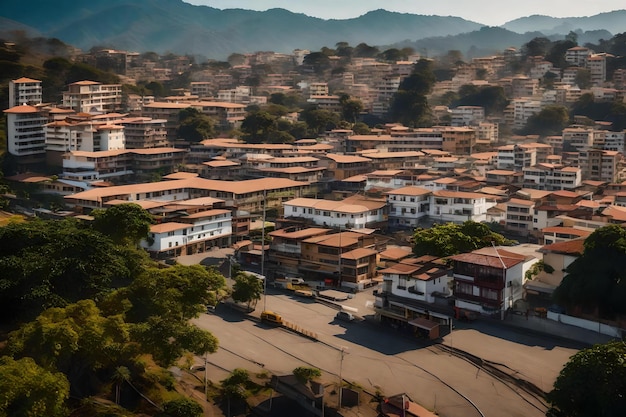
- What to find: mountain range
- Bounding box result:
[1,0,624,60]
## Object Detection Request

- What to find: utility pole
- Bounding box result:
[338,347,346,408]
[261,188,267,311]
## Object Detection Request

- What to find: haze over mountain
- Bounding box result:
[0,0,623,60]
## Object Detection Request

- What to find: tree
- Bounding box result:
[159,397,203,417]
[553,224,626,318]
[339,95,364,123]
[522,37,552,59]
[302,52,331,75]
[575,68,591,89]
[354,43,379,58]
[92,203,154,246]
[300,108,340,135]
[388,59,436,127]
[0,219,141,323]
[521,105,569,136]
[177,108,215,142]
[413,221,514,257]
[546,341,626,417]
[241,111,277,143]
[231,272,263,310]
[0,356,70,417]
[293,366,321,384]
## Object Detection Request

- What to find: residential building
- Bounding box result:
[565,46,592,67]
[578,149,623,183]
[62,80,122,113]
[119,117,169,148]
[524,238,584,305]
[522,164,582,191]
[385,186,432,228]
[379,256,451,303]
[141,207,232,258]
[3,104,47,169]
[9,77,43,107]
[268,227,331,276]
[450,106,484,127]
[282,195,387,230]
[451,246,539,317]
[321,154,372,180]
[429,190,497,223]
[504,198,535,235]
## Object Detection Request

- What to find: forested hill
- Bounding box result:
[0,0,482,59]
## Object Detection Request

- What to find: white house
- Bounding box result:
[385,186,432,228]
[380,256,451,303]
[429,190,497,223]
[283,196,386,229]
[523,164,582,191]
[142,208,232,257]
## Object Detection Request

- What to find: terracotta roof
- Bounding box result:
[541,227,592,237]
[540,238,585,256]
[4,104,39,114]
[385,186,431,197]
[12,77,41,83]
[507,198,534,207]
[341,247,377,259]
[379,246,413,260]
[450,248,525,269]
[602,205,626,222]
[285,197,383,213]
[183,209,230,219]
[433,190,491,199]
[150,222,189,233]
[162,172,199,180]
[268,227,329,239]
[325,153,372,163]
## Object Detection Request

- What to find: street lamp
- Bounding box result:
[338,346,347,408]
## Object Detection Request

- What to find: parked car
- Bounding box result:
[335,311,354,322]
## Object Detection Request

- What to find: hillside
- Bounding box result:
[502,10,626,35]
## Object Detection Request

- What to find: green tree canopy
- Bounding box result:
[231,272,264,310]
[521,105,570,136]
[92,203,154,246]
[547,341,626,417]
[553,224,626,318]
[413,221,514,257]
[388,59,436,127]
[456,85,509,116]
[159,397,203,417]
[177,108,215,142]
[293,366,321,384]
[0,219,140,323]
[241,111,277,143]
[0,356,70,417]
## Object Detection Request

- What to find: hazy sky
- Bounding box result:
[185,0,625,26]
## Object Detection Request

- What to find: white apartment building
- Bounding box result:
[508,98,542,130]
[3,104,47,160]
[523,164,582,191]
[45,120,125,154]
[9,77,43,107]
[142,209,232,257]
[565,46,592,67]
[380,259,451,304]
[283,197,387,229]
[562,127,595,152]
[429,190,496,223]
[62,80,122,113]
[510,76,539,98]
[476,122,499,143]
[119,117,168,149]
[596,131,625,152]
[450,106,485,127]
[217,86,252,103]
[385,186,432,228]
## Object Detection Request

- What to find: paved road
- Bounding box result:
[192,290,580,417]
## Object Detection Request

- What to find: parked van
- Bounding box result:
[260,310,283,325]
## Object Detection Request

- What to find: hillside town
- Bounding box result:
[4,38,626,333]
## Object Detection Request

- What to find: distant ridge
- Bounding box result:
[0,0,623,60]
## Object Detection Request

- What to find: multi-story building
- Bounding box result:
[587,54,608,86]
[268,227,331,276]
[578,149,623,183]
[522,164,582,191]
[451,246,539,317]
[282,195,387,230]
[507,98,542,130]
[321,154,372,180]
[119,117,169,148]
[504,198,535,235]
[142,208,232,258]
[429,190,497,223]
[450,106,485,127]
[385,186,432,229]
[9,77,43,107]
[379,256,451,303]
[3,104,47,169]
[62,80,122,113]
[565,46,592,67]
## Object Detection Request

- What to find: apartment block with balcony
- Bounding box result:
[504,198,535,235]
[451,247,538,317]
[522,164,582,191]
[142,208,232,258]
[9,77,43,107]
[429,190,497,223]
[268,227,331,276]
[283,195,387,230]
[3,104,47,168]
[62,81,122,113]
[385,186,432,229]
[119,117,169,148]
[578,149,623,183]
[450,106,485,127]
[380,256,451,303]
